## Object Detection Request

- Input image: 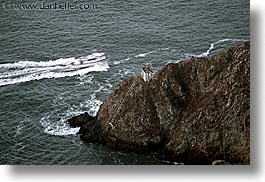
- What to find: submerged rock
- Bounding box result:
[69,41,250,164]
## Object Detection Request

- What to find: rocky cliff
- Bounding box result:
[68,41,250,164]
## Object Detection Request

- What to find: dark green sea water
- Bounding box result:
[0,0,249,164]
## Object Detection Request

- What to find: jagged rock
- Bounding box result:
[67,112,104,143]
[162,42,250,164]
[67,112,94,128]
[78,115,104,144]
[70,41,250,164]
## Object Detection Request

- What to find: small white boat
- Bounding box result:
[66,53,108,70]
[77,53,107,65]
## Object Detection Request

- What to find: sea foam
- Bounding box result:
[40,94,102,136]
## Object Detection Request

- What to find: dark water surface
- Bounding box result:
[0,0,249,164]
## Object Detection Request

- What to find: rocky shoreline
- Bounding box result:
[68,41,250,165]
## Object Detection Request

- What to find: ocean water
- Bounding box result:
[0,0,249,164]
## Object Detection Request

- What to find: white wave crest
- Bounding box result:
[40,94,102,136]
[0,53,109,86]
[113,57,130,65]
[112,48,170,66]
[191,38,247,58]
[135,51,154,58]
[41,119,81,136]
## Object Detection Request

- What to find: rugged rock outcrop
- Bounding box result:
[68,41,250,164]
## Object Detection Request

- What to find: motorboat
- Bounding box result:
[77,53,106,65]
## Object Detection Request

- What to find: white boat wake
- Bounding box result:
[0,53,109,86]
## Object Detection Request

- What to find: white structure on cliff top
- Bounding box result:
[141,63,153,82]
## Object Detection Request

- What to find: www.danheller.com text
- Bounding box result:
[3,2,97,10]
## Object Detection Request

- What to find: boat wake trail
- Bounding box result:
[0,53,109,86]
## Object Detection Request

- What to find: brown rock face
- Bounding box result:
[98,77,162,153]
[71,41,250,164]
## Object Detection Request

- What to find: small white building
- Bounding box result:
[141,63,152,82]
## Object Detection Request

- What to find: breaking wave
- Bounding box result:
[40,93,102,136]
[186,38,247,58]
